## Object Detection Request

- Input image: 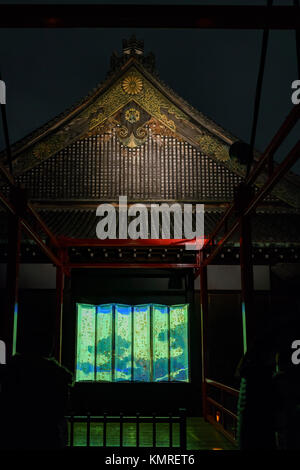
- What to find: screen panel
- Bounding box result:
[96,304,113,381]
[133,304,151,382]
[76,303,96,381]
[115,304,132,381]
[152,304,169,382]
[169,304,189,382]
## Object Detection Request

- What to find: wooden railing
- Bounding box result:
[205,378,239,444]
[66,409,187,449]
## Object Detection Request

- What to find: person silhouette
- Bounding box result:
[271,303,300,450]
[0,331,73,449]
[236,323,277,450]
[237,298,300,450]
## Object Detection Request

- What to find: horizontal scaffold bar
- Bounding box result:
[0,5,299,29]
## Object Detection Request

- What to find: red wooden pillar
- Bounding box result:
[4,212,21,358]
[240,214,255,354]
[54,250,65,363]
[200,252,209,420]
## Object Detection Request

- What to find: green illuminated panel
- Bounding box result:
[170,304,189,382]
[76,302,189,383]
[153,304,169,382]
[96,304,113,381]
[76,303,96,381]
[115,304,132,381]
[133,305,151,381]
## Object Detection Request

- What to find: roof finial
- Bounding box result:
[122,35,144,56]
[107,37,156,77]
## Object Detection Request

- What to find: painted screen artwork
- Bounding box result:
[76,303,189,382]
[133,305,151,381]
[76,304,96,381]
[115,304,132,381]
[170,304,189,382]
[152,304,169,382]
[96,304,113,381]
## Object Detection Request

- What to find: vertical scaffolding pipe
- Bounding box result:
[103,412,107,447]
[54,250,65,363]
[70,413,74,447]
[86,412,91,447]
[179,408,187,450]
[136,412,140,447]
[200,253,209,421]
[4,211,21,358]
[240,214,255,354]
[294,0,300,80]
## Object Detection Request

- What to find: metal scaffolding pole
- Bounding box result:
[0,5,299,29]
[239,214,255,354]
[55,262,64,364]
[4,193,22,358]
[200,253,209,420]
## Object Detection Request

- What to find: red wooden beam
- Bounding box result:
[69,262,197,269]
[0,188,62,268]
[246,104,300,186]
[0,161,14,186]
[1,160,61,256]
[0,5,298,29]
[202,138,300,268]
[0,161,61,250]
[27,203,60,249]
[205,378,239,397]
[203,104,300,252]
[54,251,65,363]
[58,236,205,248]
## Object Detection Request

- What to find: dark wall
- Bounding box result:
[206,291,273,389]
[0,288,56,354]
[206,292,243,389]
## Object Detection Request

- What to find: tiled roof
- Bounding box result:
[0,208,299,244]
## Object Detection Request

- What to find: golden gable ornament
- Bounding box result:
[122,75,143,95]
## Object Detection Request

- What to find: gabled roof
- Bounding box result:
[1,39,299,208]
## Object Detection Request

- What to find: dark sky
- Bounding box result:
[0,0,299,175]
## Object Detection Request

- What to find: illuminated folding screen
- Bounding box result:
[76,303,189,382]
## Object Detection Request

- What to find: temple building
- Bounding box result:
[0,36,299,448]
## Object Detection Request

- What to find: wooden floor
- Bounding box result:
[69,418,236,450]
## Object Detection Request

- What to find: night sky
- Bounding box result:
[0,0,299,175]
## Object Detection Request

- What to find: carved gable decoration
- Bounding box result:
[11,67,189,175]
[115,102,150,148]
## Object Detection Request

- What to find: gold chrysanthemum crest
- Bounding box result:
[122,75,143,95]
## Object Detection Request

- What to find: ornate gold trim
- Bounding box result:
[195,134,230,162]
[13,68,191,173]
